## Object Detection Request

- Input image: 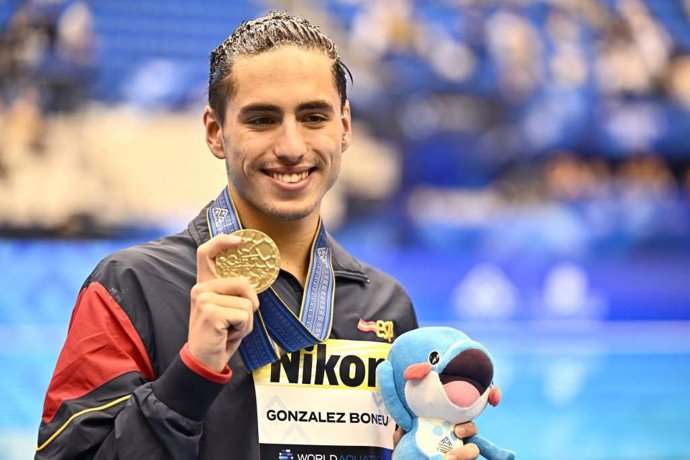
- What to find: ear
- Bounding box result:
[203,105,226,159]
[376,361,413,431]
[340,100,352,153]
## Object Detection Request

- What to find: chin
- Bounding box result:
[263,203,318,222]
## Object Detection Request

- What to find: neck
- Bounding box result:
[262,218,318,286]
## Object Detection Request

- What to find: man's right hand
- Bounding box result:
[188,234,260,371]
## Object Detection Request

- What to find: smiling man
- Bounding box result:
[35,12,481,459]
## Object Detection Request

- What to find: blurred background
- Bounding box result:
[1,0,689,458]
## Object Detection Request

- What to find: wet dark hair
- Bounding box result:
[208,11,351,124]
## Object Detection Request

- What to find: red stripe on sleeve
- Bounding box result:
[179,342,232,384]
[41,281,155,423]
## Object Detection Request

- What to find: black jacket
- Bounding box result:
[36,204,418,459]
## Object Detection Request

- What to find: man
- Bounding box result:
[35,12,481,459]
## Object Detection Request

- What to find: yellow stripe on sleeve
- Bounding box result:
[36,394,132,452]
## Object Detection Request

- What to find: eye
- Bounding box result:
[303,113,328,124]
[428,351,440,365]
[248,117,274,126]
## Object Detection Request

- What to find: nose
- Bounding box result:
[274,120,306,163]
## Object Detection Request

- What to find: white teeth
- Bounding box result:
[269,171,309,184]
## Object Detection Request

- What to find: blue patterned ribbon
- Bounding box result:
[206,188,335,371]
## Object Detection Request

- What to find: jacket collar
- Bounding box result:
[188,202,369,283]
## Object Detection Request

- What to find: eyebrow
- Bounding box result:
[297,100,336,113]
[238,100,336,117]
[238,103,280,117]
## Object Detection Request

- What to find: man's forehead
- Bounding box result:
[228,46,339,107]
[232,44,332,70]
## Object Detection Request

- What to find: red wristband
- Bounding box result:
[179,343,233,384]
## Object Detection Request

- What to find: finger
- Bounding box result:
[227,326,248,342]
[192,277,259,309]
[393,427,405,447]
[196,234,243,282]
[192,291,255,333]
[445,442,480,460]
[453,421,478,439]
[193,297,255,341]
[222,305,254,337]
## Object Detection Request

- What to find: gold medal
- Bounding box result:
[215,229,280,293]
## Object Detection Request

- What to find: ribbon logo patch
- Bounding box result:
[357,319,394,343]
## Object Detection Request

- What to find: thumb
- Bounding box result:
[196,234,243,282]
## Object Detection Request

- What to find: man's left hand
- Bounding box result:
[445,421,479,459]
[392,421,480,460]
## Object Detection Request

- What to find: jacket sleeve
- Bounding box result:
[35,281,231,460]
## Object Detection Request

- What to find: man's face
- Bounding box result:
[210,45,351,223]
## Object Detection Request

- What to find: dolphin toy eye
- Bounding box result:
[428,351,440,365]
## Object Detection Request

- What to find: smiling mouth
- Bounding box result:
[264,168,314,184]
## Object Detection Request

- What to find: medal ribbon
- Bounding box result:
[206,188,335,371]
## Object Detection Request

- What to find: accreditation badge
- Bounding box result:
[253,339,394,459]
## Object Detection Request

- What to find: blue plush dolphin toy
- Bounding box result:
[377,327,515,459]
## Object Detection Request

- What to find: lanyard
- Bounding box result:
[207,188,335,371]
